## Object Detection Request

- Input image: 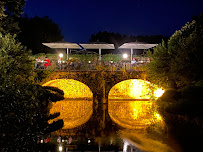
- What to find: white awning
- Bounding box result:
[80,43,114,49]
[42,42,81,49]
[42,42,115,49]
[119,42,157,49]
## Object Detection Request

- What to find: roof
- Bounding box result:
[43,42,115,49]
[118,42,157,49]
[42,42,81,49]
[80,44,114,49]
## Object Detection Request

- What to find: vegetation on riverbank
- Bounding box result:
[0,4,65,150]
[146,14,203,151]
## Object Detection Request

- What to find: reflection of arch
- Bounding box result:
[43,79,93,99]
[48,99,93,129]
[43,79,93,129]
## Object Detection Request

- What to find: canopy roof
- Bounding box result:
[80,43,114,49]
[119,42,157,49]
[43,42,115,49]
[42,42,81,49]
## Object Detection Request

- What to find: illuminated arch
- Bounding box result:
[108,79,164,129]
[43,79,93,99]
[108,79,164,99]
[43,79,93,129]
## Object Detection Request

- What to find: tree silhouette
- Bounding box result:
[18,16,63,54]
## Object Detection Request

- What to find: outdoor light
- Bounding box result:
[154,89,165,98]
[88,139,91,143]
[59,145,63,152]
[123,53,128,59]
[59,53,63,58]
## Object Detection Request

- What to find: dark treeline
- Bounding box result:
[18,16,63,54]
[89,31,169,49]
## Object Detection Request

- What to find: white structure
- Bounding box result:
[118,42,157,61]
[42,42,115,60]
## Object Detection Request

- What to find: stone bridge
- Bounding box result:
[40,70,147,103]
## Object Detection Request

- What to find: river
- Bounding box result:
[44,98,180,152]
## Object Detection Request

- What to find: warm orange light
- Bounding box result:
[109,79,164,100]
[43,79,93,99]
[43,79,93,129]
[48,99,93,129]
[154,89,165,98]
[108,79,164,129]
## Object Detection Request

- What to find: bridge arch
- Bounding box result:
[42,79,93,129]
[108,79,164,100]
[43,79,93,99]
[108,79,165,129]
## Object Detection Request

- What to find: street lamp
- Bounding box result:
[123,53,128,71]
[123,53,128,59]
[59,53,63,58]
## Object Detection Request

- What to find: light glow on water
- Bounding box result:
[43,79,93,129]
[48,99,93,129]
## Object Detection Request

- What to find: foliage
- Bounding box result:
[102,54,122,62]
[18,16,63,54]
[69,54,99,62]
[1,0,26,17]
[0,0,26,35]
[146,41,172,88]
[0,1,6,20]
[146,14,203,88]
[0,84,64,151]
[0,33,64,151]
[0,33,34,85]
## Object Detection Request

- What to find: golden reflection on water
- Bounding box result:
[43,79,93,129]
[48,99,93,129]
[108,100,163,129]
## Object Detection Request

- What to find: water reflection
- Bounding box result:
[46,99,175,152]
[108,100,163,129]
[43,79,176,151]
[49,99,93,129]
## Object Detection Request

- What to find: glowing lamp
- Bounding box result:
[59,53,63,58]
[123,53,128,59]
[154,89,165,98]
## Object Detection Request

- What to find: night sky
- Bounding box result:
[23,0,203,43]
